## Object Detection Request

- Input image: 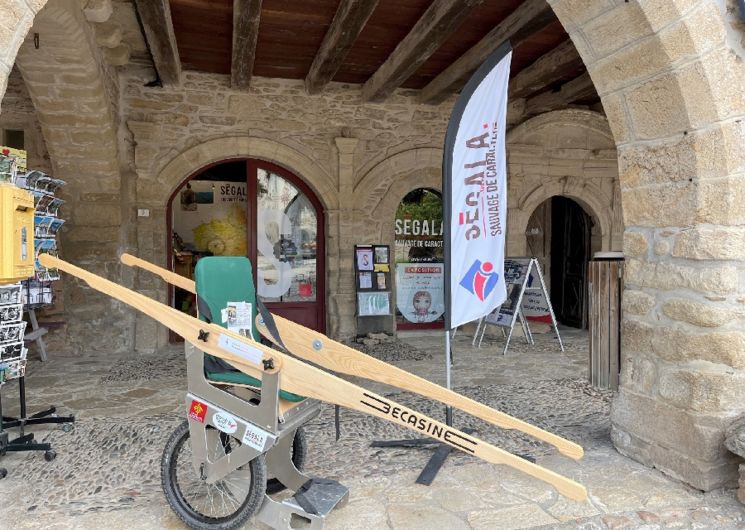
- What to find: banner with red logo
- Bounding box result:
[443,42,511,329]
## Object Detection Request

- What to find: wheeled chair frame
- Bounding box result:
[183,341,348,529]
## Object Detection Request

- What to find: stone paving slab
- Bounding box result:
[0,330,742,529]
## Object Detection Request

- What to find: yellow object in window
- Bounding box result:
[0,182,35,284]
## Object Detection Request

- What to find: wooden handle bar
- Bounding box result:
[120,253,584,460]
[257,313,584,460]
[121,253,195,292]
[40,255,281,376]
[52,255,587,501]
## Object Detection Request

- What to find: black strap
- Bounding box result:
[255,297,287,352]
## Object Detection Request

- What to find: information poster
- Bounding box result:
[396,264,445,323]
[172,180,247,256]
[521,289,552,324]
[394,189,444,328]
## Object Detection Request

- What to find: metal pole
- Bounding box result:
[445,329,452,426]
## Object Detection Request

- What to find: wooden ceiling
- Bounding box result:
[135,0,597,119]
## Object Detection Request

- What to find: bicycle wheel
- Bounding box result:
[266,427,308,494]
[161,420,266,530]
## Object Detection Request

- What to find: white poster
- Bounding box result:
[396,264,445,323]
[444,44,512,328]
[522,289,552,324]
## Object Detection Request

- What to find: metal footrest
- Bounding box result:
[257,478,349,530]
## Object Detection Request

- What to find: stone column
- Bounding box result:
[328,136,358,339]
[549,0,745,489]
[128,120,170,352]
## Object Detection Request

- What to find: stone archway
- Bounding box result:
[549,0,745,489]
[4,0,129,354]
[511,176,613,256]
[130,135,337,351]
[506,109,619,257]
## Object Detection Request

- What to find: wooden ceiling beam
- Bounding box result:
[508,40,583,99]
[305,0,379,95]
[507,72,596,126]
[231,0,263,90]
[419,0,555,105]
[133,0,181,85]
[524,72,595,115]
[362,0,483,103]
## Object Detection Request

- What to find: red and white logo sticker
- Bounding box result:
[213,411,238,434]
[188,399,208,423]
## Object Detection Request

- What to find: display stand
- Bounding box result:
[0,376,74,466]
[0,157,73,479]
[353,244,392,335]
[476,257,563,355]
[23,308,47,362]
[16,169,65,362]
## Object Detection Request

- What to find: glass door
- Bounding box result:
[251,161,325,332]
[168,159,325,336]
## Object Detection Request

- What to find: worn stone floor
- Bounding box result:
[0,326,742,529]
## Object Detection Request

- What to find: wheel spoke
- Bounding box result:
[168,425,257,521]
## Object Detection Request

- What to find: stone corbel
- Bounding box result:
[127,120,158,174]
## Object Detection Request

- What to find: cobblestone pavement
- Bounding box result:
[0,327,742,529]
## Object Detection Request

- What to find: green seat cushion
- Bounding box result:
[195,256,305,403]
[206,371,305,402]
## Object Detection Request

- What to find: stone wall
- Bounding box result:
[122,69,621,349]
[549,0,745,489]
[10,0,132,354]
[506,109,622,261]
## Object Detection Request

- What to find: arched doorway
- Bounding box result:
[526,196,596,329]
[167,159,325,335]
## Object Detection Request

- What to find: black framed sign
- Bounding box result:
[354,244,391,316]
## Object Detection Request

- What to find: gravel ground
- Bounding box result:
[8,332,609,517]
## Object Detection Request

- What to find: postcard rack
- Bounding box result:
[14,168,65,361]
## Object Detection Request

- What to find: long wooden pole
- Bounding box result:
[49,255,587,501]
[121,253,584,460]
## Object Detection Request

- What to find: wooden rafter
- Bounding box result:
[362,0,483,102]
[508,40,583,99]
[507,72,596,126]
[524,72,595,115]
[419,0,555,105]
[133,0,181,85]
[231,0,262,90]
[305,0,379,95]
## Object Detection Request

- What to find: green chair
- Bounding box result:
[194,256,304,402]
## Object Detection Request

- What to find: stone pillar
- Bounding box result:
[128,119,170,353]
[549,0,745,489]
[328,136,358,339]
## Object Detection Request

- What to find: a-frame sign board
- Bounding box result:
[479,257,564,355]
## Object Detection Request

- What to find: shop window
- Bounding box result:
[394,188,444,330]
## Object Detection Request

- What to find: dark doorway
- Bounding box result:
[550,196,592,328]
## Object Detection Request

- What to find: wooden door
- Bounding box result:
[550,197,591,328]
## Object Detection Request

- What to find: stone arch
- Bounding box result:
[154,136,338,211]
[507,108,614,144]
[549,0,745,490]
[506,109,619,255]
[514,176,613,251]
[354,147,442,215]
[5,0,126,354]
